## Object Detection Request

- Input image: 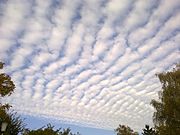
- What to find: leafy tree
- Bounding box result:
[23,124,80,135]
[0,61,14,111]
[2,110,25,135]
[115,124,138,135]
[142,125,157,135]
[0,62,15,97]
[151,64,180,135]
[23,124,60,135]
[0,62,25,135]
[0,99,25,135]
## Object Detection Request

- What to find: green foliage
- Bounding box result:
[5,112,25,135]
[0,62,4,69]
[0,107,25,135]
[151,64,180,135]
[0,62,24,135]
[0,62,15,97]
[115,125,138,135]
[142,125,157,135]
[23,124,81,135]
[23,124,60,135]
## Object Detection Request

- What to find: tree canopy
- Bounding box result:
[0,109,25,135]
[0,62,25,135]
[0,62,15,97]
[115,124,138,135]
[151,64,180,135]
[23,124,81,135]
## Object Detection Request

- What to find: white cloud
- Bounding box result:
[1,0,180,131]
[128,0,180,48]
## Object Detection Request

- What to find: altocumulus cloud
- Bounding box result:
[0,0,180,131]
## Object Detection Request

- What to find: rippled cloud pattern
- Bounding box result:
[0,0,180,130]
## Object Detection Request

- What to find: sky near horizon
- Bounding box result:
[22,114,115,135]
[0,0,180,133]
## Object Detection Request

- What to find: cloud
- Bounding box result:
[1,0,180,131]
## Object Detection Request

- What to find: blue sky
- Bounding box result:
[0,0,180,134]
[22,114,115,135]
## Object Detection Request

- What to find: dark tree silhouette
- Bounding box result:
[23,124,81,135]
[115,124,138,135]
[142,125,157,135]
[1,110,25,135]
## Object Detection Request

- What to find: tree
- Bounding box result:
[0,62,15,97]
[142,125,157,135]
[0,62,25,135]
[150,64,180,135]
[23,124,60,135]
[2,110,25,135]
[23,124,81,135]
[115,125,138,135]
[0,61,15,110]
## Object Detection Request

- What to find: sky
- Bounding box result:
[0,0,180,134]
[22,114,115,135]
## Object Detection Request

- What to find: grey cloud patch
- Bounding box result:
[1,0,180,131]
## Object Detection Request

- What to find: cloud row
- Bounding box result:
[0,0,180,131]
